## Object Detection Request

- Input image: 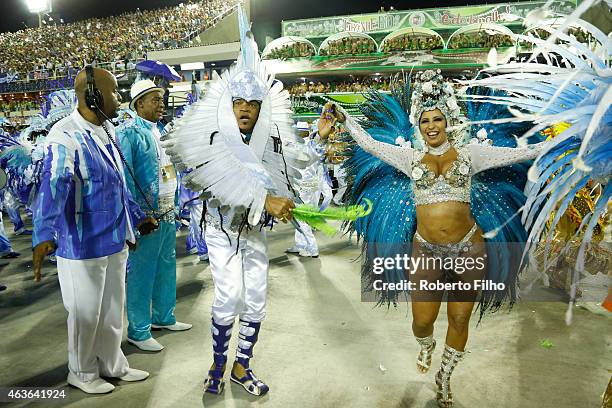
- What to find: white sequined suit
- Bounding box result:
[332,163,347,205]
[292,134,332,255]
[204,208,269,326]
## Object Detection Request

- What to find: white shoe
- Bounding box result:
[187,247,198,255]
[151,321,192,331]
[286,246,301,254]
[118,368,149,382]
[299,249,319,258]
[67,373,114,394]
[199,253,209,262]
[128,337,164,352]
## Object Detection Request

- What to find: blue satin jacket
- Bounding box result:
[116,116,178,213]
[32,110,146,260]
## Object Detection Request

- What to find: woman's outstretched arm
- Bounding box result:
[320,103,414,177]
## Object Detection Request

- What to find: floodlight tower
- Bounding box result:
[24,0,53,28]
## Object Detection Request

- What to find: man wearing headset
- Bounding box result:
[32,67,158,394]
[117,79,192,352]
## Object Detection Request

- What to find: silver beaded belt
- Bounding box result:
[205,212,245,234]
[414,223,478,259]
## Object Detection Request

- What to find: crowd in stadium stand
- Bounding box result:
[0,99,43,114]
[319,37,377,56]
[264,42,315,60]
[381,34,445,52]
[448,32,515,50]
[526,27,596,44]
[0,0,234,80]
[288,77,397,95]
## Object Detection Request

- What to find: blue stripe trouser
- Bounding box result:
[186,201,208,256]
[0,212,12,255]
[127,220,177,341]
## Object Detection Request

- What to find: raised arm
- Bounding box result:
[468,141,546,175]
[322,104,413,176]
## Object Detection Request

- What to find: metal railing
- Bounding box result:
[147,4,239,51]
[0,62,143,94]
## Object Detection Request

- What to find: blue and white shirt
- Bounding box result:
[33,110,146,259]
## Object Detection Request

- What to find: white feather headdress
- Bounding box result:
[162,5,308,225]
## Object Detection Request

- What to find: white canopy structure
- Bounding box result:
[262,36,317,59]
[379,27,445,52]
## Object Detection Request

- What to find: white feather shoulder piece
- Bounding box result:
[162,67,310,225]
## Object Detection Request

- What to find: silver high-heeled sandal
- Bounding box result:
[435,344,465,408]
[415,335,436,373]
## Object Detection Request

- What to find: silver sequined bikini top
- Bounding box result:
[411,147,472,205]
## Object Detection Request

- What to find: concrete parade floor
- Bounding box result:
[0,217,609,408]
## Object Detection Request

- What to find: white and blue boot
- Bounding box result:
[203,319,233,395]
[230,320,269,396]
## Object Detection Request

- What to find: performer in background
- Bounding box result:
[324,120,348,206]
[117,79,192,353]
[322,70,546,407]
[178,173,209,262]
[0,122,30,236]
[2,90,80,265]
[32,67,157,394]
[163,6,308,397]
[286,121,332,257]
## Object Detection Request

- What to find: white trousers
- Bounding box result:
[333,164,347,205]
[294,188,321,253]
[57,247,130,383]
[205,224,268,326]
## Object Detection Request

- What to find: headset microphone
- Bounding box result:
[83,66,159,223]
[84,65,105,112]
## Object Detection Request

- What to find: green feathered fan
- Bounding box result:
[292,199,373,236]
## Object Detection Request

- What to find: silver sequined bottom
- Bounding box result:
[414,223,478,259]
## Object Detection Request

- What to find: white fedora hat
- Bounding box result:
[129,79,163,111]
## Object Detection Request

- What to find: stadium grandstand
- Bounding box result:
[0,0,240,118]
[0,0,610,407]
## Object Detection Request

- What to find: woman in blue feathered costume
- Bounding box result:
[319,70,546,408]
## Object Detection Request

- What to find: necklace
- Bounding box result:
[425,140,451,156]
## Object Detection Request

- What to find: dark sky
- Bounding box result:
[0,0,511,34]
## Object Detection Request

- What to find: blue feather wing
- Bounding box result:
[343,84,417,305]
[465,87,543,313]
[471,166,528,313]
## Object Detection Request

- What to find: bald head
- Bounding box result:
[74,67,122,121]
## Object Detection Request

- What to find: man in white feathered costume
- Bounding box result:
[163,7,308,397]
